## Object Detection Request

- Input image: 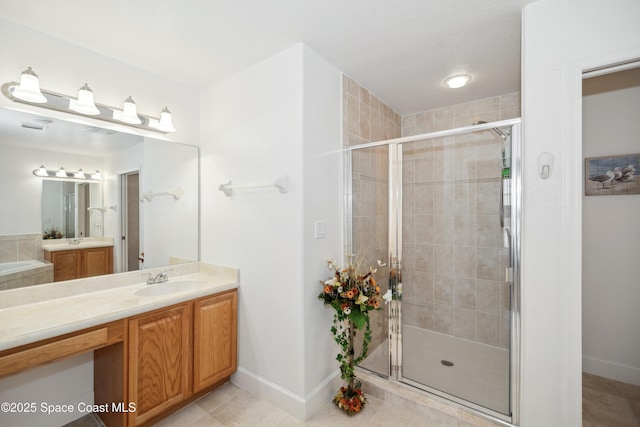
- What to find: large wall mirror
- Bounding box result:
[0,107,199,286]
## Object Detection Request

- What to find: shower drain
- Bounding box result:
[440,360,454,367]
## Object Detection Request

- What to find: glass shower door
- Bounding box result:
[346,145,390,379]
[397,128,513,417]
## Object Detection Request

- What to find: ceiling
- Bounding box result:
[0,0,536,116]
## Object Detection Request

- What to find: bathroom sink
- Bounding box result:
[135,279,205,296]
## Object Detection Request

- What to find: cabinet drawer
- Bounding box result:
[0,321,124,377]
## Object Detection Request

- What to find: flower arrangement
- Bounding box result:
[318,255,390,415]
[43,226,63,240]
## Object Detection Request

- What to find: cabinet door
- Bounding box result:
[46,250,81,281]
[128,304,191,426]
[83,246,113,277]
[193,290,238,393]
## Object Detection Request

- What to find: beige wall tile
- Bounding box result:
[0,239,18,262]
[454,307,477,340]
[433,303,454,335]
[454,276,476,309]
[477,312,500,346]
[477,279,501,314]
[434,274,454,305]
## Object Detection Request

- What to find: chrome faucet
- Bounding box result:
[145,269,172,285]
[68,238,80,245]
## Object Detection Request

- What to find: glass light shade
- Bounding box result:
[56,167,68,178]
[444,74,471,89]
[12,67,47,103]
[119,96,141,124]
[157,107,176,132]
[70,83,100,115]
[74,169,86,179]
[35,165,49,177]
[92,170,102,180]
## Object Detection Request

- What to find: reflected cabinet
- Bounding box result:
[44,246,113,281]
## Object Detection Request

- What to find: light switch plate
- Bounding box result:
[314,221,326,239]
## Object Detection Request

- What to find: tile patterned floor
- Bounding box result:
[65,372,640,426]
[582,372,640,427]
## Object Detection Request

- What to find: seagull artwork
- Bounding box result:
[615,164,636,183]
[589,169,615,188]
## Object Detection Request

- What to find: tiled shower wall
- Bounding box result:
[343,75,400,355]
[400,93,520,349]
[344,75,520,351]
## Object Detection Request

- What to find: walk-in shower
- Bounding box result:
[344,119,521,423]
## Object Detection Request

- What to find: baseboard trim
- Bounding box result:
[583,354,640,386]
[231,367,341,420]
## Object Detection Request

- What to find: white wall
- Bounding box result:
[582,69,640,385]
[521,0,640,425]
[300,46,343,415]
[141,139,199,267]
[200,44,342,419]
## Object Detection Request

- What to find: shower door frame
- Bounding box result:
[344,118,522,425]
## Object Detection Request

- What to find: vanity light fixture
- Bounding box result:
[70,83,100,115]
[156,107,176,133]
[35,165,48,177]
[3,68,176,133]
[32,165,102,181]
[11,67,47,103]
[119,96,142,124]
[444,74,472,89]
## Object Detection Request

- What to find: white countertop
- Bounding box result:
[0,263,238,352]
[43,238,114,252]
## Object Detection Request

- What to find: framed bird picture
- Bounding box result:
[585,153,639,196]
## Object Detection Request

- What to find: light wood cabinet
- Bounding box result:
[44,246,113,281]
[128,303,192,426]
[0,287,238,427]
[193,290,238,393]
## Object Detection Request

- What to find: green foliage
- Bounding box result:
[318,258,383,388]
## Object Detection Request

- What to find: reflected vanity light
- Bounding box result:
[3,67,176,133]
[33,165,102,181]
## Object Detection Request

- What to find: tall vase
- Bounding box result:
[334,320,367,415]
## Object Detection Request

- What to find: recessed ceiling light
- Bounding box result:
[444,74,472,89]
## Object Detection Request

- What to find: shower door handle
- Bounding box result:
[505,267,513,283]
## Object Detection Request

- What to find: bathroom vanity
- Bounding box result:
[0,262,238,427]
[44,244,113,281]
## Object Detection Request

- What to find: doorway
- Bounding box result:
[120,171,141,272]
[581,65,640,425]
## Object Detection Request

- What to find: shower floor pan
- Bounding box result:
[361,325,509,415]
